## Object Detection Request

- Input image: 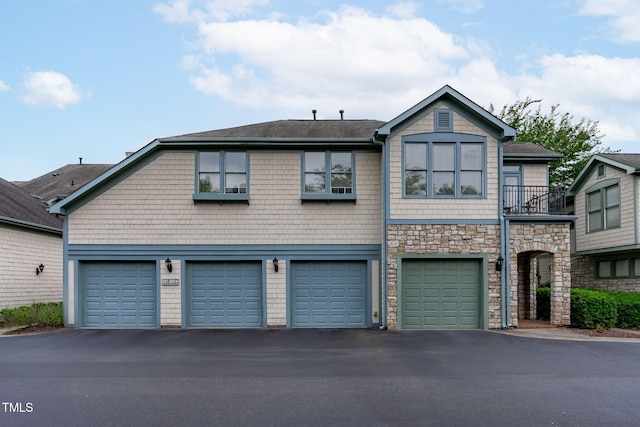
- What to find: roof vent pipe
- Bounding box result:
[339,110,344,120]
[312,109,317,120]
[79,157,83,165]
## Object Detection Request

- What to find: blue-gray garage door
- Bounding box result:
[401,259,481,329]
[187,262,263,327]
[83,262,157,328]
[291,261,367,327]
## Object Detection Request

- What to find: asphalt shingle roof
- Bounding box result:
[503,142,561,157]
[599,153,640,170]
[17,163,114,202]
[0,178,62,229]
[171,120,387,139]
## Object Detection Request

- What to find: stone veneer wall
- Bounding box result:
[572,255,640,292]
[386,224,502,329]
[509,223,572,326]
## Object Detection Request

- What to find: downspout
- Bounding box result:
[373,134,387,329]
[498,140,507,328]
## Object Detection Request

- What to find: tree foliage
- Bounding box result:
[491,98,614,186]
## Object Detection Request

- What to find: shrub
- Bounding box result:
[536,287,551,321]
[612,291,640,329]
[0,302,63,327]
[570,288,617,330]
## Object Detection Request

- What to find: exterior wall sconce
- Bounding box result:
[273,257,279,272]
[165,258,173,273]
[495,255,504,272]
[36,263,45,275]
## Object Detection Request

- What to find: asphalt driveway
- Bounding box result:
[1,328,639,426]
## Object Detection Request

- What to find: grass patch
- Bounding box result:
[0,302,63,328]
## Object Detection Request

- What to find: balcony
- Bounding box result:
[503,185,567,216]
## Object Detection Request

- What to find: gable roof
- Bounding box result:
[17,163,114,205]
[0,178,62,231]
[568,153,640,195]
[374,85,516,141]
[169,120,386,140]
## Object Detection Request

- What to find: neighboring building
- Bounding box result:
[50,85,574,330]
[16,161,113,206]
[568,153,640,292]
[0,178,63,309]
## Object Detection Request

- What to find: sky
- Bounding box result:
[1,0,639,182]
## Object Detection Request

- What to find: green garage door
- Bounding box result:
[291,261,367,327]
[401,259,481,329]
[188,262,263,327]
[83,262,157,328]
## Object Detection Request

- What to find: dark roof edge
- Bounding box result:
[0,216,63,234]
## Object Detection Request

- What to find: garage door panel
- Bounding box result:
[82,262,157,328]
[292,261,367,327]
[401,259,481,329]
[188,262,263,327]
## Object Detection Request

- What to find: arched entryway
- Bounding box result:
[509,222,572,327]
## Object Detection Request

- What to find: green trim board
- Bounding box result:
[396,253,488,330]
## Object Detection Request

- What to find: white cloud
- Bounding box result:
[385,1,420,19]
[438,0,484,14]
[165,3,474,118]
[154,0,269,23]
[20,70,86,108]
[579,0,640,43]
[0,80,9,93]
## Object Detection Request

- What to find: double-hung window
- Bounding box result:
[302,151,355,200]
[586,181,620,232]
[194,151,248,201]
[403,134,485,198]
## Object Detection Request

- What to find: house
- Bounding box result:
[568,153,640,292]
[0,178,63,309]
[50,85,574,329]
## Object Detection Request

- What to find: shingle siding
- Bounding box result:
[68,151,382,246]
[0,226,62,309]
[574,167,635,252]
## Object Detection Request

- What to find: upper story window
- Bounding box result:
[587,182,620,232]
[597,164,606,178]
[403,134,485,198]
[302,151,355,201]
[194,151,248,202]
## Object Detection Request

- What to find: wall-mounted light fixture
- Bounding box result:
[165,258,173,273]
[495,255,504,272]
[273,257,279,272]
[36,263,45,275]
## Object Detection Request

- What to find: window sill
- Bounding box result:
[193,193,250,204]
[301,193,357,204]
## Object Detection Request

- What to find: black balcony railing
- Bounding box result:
[503,185,567,216]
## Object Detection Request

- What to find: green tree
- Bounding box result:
[491,98,614,186]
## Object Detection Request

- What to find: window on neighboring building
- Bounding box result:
[634,259,640,277]
[587,183,620,232]
[303,151,354,199]
[403,135,485,198]
[195,151,248,200]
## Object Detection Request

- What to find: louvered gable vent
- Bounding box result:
[435,109,453,132]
